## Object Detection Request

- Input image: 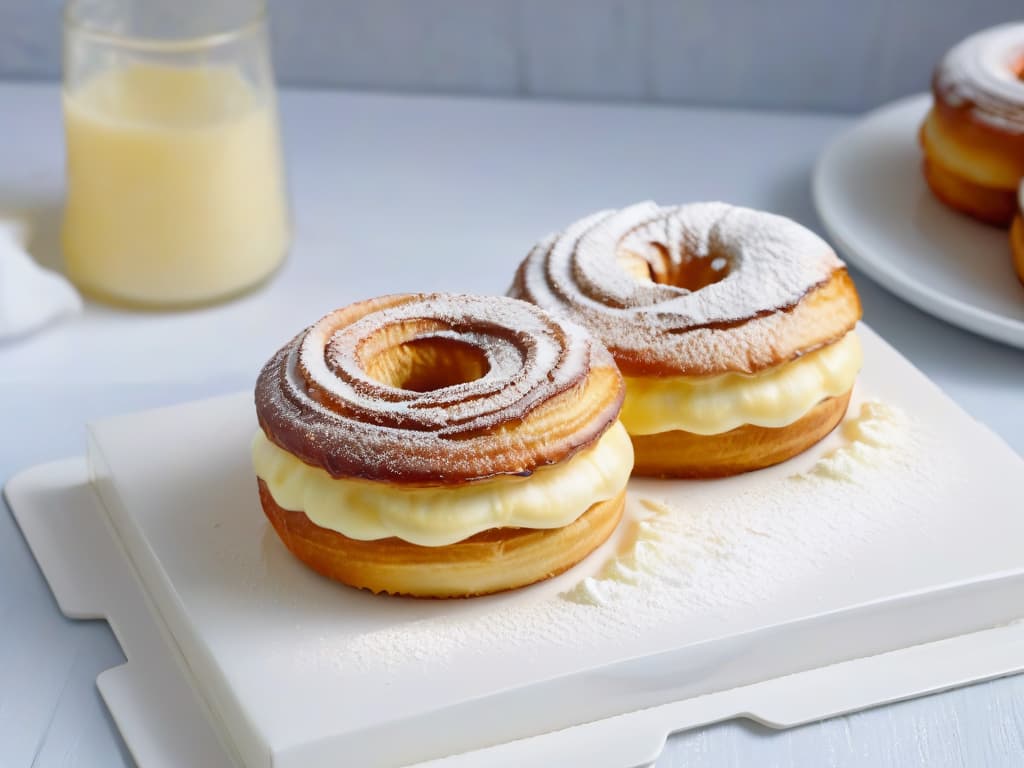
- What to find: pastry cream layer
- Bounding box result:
[620,332,862,436]
[252,421,633,547]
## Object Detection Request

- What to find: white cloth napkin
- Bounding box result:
[0,218,82,341]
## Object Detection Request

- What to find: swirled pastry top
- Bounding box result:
[933,22,1024,134]
[510,202,861,377]
[255,294,625,486]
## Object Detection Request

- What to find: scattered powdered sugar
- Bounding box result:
[340,400,946,671]
[934,22,1024,134]
[510,201,858,375]
[800,401,910,483]
[563,401,913,608]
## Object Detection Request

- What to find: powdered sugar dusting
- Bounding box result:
[801,401,909,482]
[255,293,622,484]
[339,400,951,671]
[934,22,1024,133]
[511,201,855,375]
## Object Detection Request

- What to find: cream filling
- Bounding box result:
[252,420,633,547]
[620,332,862,436]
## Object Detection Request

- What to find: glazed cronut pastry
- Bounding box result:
[511,201,863,478]
[252,293,633,598]
[920,23,1024,226]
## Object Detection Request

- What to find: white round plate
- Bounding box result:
[813,93,1024,349]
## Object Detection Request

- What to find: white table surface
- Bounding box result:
[1,81,1022,768]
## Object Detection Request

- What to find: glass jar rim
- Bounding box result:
[63,0,268,52]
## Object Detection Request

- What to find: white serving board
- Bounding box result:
[10,458,1024,768]
[813,93,1024,349]
[7,324,1024,767]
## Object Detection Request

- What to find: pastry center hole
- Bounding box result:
[366,337,490,392]
[623,243,731,292]
[666,254,731,291]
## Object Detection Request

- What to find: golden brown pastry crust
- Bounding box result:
[919,119,1020,226]
[603,270,862,378]
[255,293,625,485]
[259,480,625,598]
[510,202,862,378]
[1011,215,1024,286]
[630,390,852,478]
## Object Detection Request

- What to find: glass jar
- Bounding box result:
[62,0,289,308]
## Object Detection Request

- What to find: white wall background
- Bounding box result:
[0,0,1020,112]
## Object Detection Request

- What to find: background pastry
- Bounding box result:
[920,23,1024,226]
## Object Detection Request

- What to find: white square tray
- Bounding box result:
[7,324,1024,767]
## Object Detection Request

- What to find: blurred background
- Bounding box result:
[1,0,1020,112]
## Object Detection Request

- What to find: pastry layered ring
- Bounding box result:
[253,293,632,597]
[511,201,863,477]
